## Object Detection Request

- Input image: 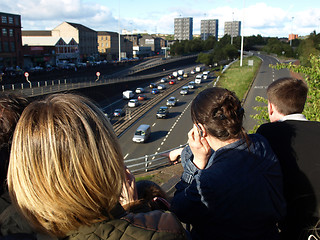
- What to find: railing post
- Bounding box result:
[38,82,40,88]
[45,81,47,87]
[145,155,148,172]
[12,84,14,90]
[21,83,23,89]
[2,85,4,92]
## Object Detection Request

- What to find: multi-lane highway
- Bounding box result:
[111,53,293,167]
[242,53,291,131]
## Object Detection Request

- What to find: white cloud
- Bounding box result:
[1,0,320,37]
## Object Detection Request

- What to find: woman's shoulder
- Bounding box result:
[67,210,188,240]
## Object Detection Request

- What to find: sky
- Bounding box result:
[1,0,320,38]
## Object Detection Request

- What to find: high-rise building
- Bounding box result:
[0,12,23,68]
[201,19,219,40]
[224,21,241,37]
[174,17,193,41]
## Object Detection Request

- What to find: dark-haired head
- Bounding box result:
[191,87,245,141]
[267,77,308,115]
[0,94,29,194]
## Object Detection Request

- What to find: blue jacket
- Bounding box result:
[171,134,286,240]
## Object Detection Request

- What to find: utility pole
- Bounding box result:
[118,0,121,61]
[290,17,294,46]
[231,12,234,45]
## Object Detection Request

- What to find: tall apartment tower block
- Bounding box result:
[174,17,193,41]
[201,19,218,40]
[224,21,241,37]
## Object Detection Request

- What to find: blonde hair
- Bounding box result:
[7,93,125,236]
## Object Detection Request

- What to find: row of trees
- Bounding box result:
[170,31,320,68]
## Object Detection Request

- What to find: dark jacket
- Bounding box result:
[171,134,286,240]
[66,204,188,240]
[257,120,320,240]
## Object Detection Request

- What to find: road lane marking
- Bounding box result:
[152,123,156,127]
[124,153,129,159]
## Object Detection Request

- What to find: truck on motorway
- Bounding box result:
[123,90,134,99]
[195,66,203,73]
[178,69,184,76]
[172,71,178,77]
[195,74,204,84]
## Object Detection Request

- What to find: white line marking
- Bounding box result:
[152,123,156,127]
[124,153,129,159]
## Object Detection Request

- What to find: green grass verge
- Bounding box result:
[217,56,262,100]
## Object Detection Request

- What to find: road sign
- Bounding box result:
[24,72,29,77]
[96,72,100,77]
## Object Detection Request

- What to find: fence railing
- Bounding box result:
[125,144,187,174]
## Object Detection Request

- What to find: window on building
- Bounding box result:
[9,29,13,37]
[3,42,9,52]
[9,17,14,24]
[2,29,7,36]
[14,16,19,26]
[1,16,7,24]
[10,42,15,52]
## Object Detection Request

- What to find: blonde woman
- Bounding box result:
[7,93,188,240]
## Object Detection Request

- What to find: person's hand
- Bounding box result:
[188,124,211,169]
[119,167,138,206]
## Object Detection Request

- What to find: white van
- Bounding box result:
[195,74,204,84]
[203,71,210,79]
[132,124,151,143]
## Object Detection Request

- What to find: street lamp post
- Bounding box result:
[290,17,294,47]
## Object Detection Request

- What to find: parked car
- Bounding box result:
[135,87,144,94]
[157,84,166,90]
[160,78,167,83]
[166,97,177,106]
[128,99,139,107]
[132,124,151,143]
[149,83,157,88]
[137,94,146,101]
[169,80,176,85]
[151,88,160,94]
[113,108,124,117]
[180,86,189,95]
[156,106,169,119]
[188,81,195,89]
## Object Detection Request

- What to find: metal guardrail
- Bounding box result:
[125,144,187,174]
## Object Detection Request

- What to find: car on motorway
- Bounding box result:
[166,97,177,106]
[151,88,160,94]
[169,80,176,85]
[203,71,210,80]
[149,83,157,88]
[188,81,195,89]
[177,76,184,81]
[190,69,196,74]
[135,87,144,94]
[156,106,169,119]
[132,124,151,143]
[157,84,166,90]
[160,78,167,83]
[128,99,139,107]
[183,73,189,78]
[113,108,125,117]
[180,86,189,95]
[138,94,147,101]
[168,74,175,79]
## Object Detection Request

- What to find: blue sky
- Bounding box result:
[1,0,320,37]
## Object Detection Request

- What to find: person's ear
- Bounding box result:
[197,123,207,137]
[268,101,273,117]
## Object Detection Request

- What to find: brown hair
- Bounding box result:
[0,94,29,193]
[267,77,308,115]
[191,87,246,141]
[8,93,125,237]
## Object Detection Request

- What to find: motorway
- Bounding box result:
[242,53,291,131]
[111,53,293,167]
[102,65,210,167]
